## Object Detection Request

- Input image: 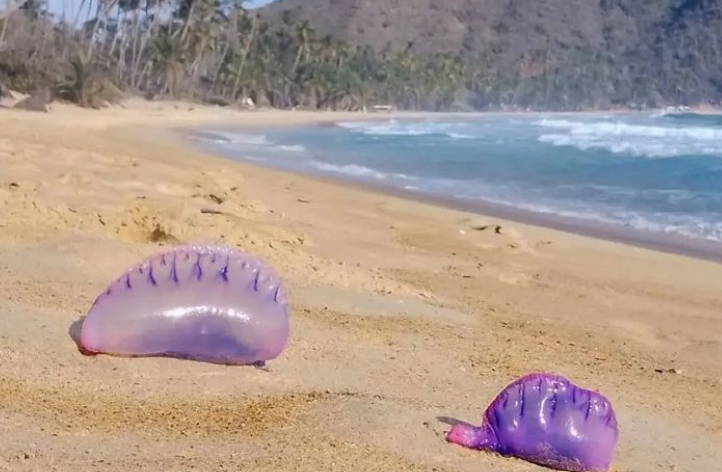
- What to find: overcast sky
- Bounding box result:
[44,0,276,20]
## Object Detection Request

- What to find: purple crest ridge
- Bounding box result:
[79,244,290,365]
[446,372,619,472]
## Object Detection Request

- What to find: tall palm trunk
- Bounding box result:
[107,8,124,58]
[129,6,143,87]
[211,40,230,93]
[87,0,118,59]
[0,0,24,52]
[179,0,196,44]
[133,0,162,88]
[72,0,88,29]
[230,12,256,101]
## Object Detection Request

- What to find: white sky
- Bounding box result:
[43,0,275,22]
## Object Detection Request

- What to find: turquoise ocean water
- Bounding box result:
[191,112,722,246]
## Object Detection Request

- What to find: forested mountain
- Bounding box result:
[0,0,720,111]
[261,0,722,109]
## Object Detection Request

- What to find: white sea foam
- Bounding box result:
[536,118,722,140]
[308,157,722,242]
[536,118,722,158]
[457,192,722,243]
[208,132,272,145]
[194,118,722,244]
[308,161,415,181]
[277,144,306,152]
[337,120,477,140]
[536,133,700,158]
[193,129,309,156]
[448,132,476,139]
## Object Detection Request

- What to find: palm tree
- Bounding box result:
[230,8,257,101]
[0,0,483,111]
[148,29,184,95]
[291,19,311,75]
[57,48,108,107]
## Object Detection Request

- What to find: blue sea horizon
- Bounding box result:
[187,111,722,256]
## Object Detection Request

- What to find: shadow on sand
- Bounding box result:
[436,415,474,428]
[68,316,96,355]
[435,415,475,434]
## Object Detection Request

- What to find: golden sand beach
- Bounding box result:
[0,100,721,471]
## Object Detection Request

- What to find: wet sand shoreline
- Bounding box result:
[179,122,722,265]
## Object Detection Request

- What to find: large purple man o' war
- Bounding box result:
[446,373,619,472]
[80,244,290,365]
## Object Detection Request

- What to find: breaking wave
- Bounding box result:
[536,118,722,158]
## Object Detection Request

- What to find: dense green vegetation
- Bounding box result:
[0,0,471,110]
[1,0,720,111]
[261,0,722,111]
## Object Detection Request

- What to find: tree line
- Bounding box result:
[0,0,470,110]
[0,0,717,111]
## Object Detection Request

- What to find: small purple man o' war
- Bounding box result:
[80,244,290,366]
[446,373,619,472]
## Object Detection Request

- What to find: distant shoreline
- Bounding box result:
[180,116,722,265]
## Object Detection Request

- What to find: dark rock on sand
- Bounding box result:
[13,88,53,113]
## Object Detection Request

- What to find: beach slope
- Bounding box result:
[1,102,721,472]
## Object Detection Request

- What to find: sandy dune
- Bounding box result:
[0,102,721,472]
